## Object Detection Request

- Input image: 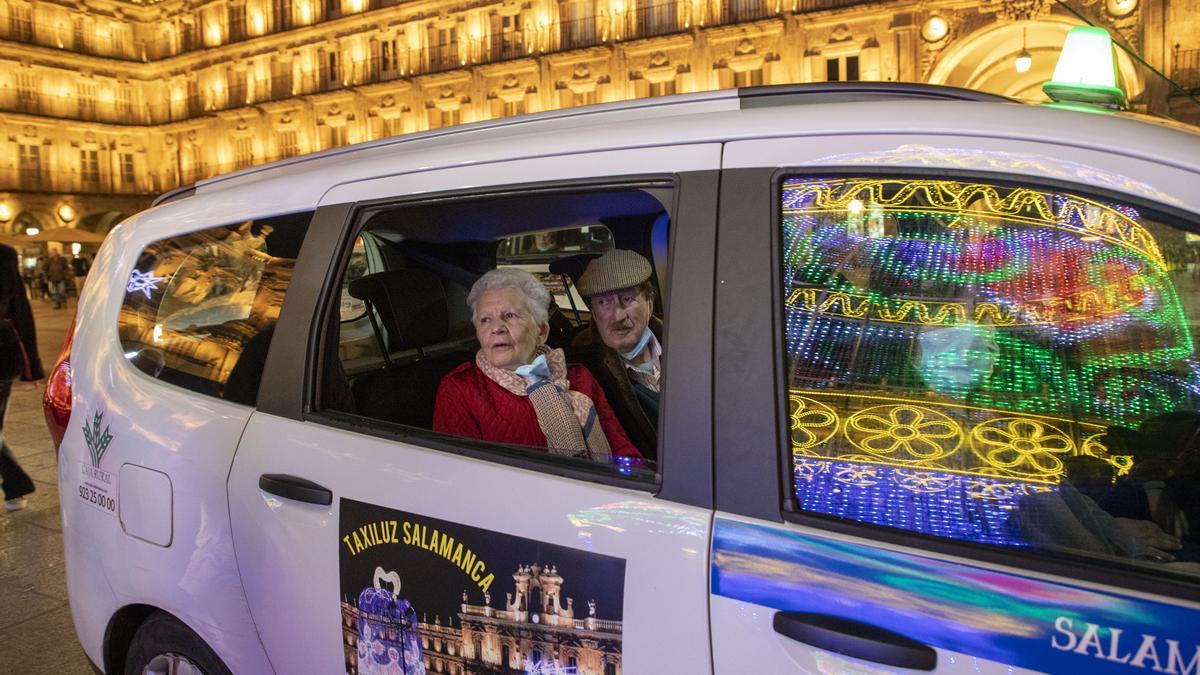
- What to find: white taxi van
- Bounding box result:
[47,30,1200,675]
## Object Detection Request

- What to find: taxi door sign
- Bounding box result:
[338,498,627,675]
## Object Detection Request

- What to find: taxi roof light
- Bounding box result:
[1042,26,1126,108]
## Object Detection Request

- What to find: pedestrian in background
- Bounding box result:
[70,253,90,297]
[0,243,44,511]
[44,248,72,309]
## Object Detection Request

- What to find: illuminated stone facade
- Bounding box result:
[1,0,1197,242]
[341,562,622,674]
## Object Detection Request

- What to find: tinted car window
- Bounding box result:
[780,175,1200,576]
[321,189,665,480]
[118,211,312,404]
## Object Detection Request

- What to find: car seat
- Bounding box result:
[347,268,474,428]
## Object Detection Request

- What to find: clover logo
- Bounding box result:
[82,411,114,468]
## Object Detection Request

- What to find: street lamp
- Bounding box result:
[57,203,76,223]
[0,202,12,222]
[1015,28,1032,73]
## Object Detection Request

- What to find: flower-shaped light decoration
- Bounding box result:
[831,463,880,488]
[793,458,829,481]
[846,404,963,465]
[789,394,839,456]
[895,469,955,494]
[965,480,1023,501]
[971,417,1075,481]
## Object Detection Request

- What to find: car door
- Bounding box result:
[711,135,1200,673]
[227,144,719,675]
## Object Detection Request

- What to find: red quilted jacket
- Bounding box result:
[432,362,642,459]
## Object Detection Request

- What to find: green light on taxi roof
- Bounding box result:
[1042,26,1126,108]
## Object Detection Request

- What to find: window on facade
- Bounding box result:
[271,59,293,98]
[559,0,595,49]
[648,79,676,97]
[273,0,291,30]
[733,68,763,87]
[78,82,98,119]
[110,25,127,56]
[826,55,859,82]
[234,138,254,169]
[780,174,1200,579]
[488,12,525,60]
[327,125,348,148]
[80,149,100,190]
[724,0,766,22]
[573,90,597,107]
[18,144,41,188]
[503,99,525,117]
[321,188,667,479]
[379,38,400,75]
[117,212,313,404]
[326,51,341,87]
[635,0,675,38]
[229,2,247,41]
[439,108,460,128]
[430,26,457,70]
[378,116,398,139]
[277,130,299,158]
[16,72,39,108]
[73,17,92,51]
[10,5,33,41]
[120,152,135,185]
[116,86,133,117]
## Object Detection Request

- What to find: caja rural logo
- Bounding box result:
[82,411,113,468]
[78,410,117,516]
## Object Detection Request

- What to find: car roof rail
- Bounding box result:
[152,184,197,207]
[738,82,1017,108]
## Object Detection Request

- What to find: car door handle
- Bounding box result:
[258,474,333,506]
[772,611,937,671]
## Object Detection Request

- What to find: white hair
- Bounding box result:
[467,268,551,325]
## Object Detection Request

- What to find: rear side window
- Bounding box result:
[319,187,666,482]
[780,175,1200,579]
[118,211,312,404]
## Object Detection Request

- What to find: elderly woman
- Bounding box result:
[433,268,641,461]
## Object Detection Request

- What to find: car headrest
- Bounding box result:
[548,253,601,289]
[348,268,449,350]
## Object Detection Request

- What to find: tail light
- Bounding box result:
[44,314,76,450]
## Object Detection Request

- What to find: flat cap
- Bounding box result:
[576,249,652,298]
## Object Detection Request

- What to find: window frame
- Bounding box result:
[262,172,716,506]
[715,164,1200,599]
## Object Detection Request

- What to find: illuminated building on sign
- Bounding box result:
[342,562,621,674]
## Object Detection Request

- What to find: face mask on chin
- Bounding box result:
[619,327,653,362]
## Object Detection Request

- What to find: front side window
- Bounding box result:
[781,175,1200,579]
[118,211,312,404]
[322,188,667,480]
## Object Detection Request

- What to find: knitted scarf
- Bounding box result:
[475,346,612,460]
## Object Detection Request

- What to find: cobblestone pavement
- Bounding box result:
[1,294,95,674]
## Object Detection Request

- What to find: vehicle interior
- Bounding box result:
[322,187,672,465]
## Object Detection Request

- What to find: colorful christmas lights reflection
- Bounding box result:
[794,458,1031,546]
[781,177,1200,548]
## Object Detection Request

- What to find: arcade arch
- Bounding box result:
[927,17,1144,102]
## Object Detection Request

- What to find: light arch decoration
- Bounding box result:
[925,17,1144,102]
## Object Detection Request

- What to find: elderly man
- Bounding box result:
[572,249,661,457]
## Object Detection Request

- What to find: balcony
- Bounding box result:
[0,17,143,61]
[625,1,687,40]
[1,166,153,195]
[1175,48,1200,92]
[0,88,159,124]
